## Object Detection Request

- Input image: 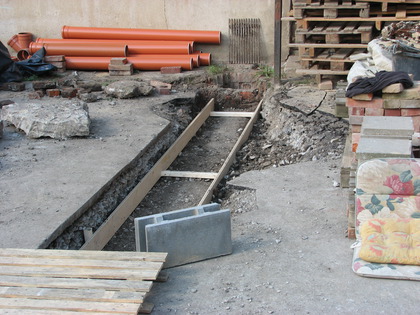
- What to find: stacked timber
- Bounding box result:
[287,0,420,80]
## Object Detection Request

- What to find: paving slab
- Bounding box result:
[0,91,194,249]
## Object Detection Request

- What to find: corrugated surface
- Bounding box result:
[229,18,261,64]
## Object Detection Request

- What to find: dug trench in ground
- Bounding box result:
[47,79,348,251]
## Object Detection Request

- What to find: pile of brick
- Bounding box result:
[347,82,420,152]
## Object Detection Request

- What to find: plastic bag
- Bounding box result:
[15,47,56,76]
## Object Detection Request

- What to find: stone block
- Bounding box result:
[28,91,44,99]
[44,55,65,62]
[336,97,346,105]
[346,97,383,109]
[5,82,25,92]
[383,99,420,109]
[351,125,361,133]
[365,107,384,116]
[349,115,363,126]
[352,93,373,101]
[134,204,232,268]
[160,66,182,74]
[382,83,404,94]
[335,104,348,118]
[110,57,128,65]
[108,63,133,71]
[412,116,420,132]
[318,80,333,90]
[109,69,133,76]
[382,85,420,100]
[356,137,412,165]
[60,87,78,98]
[361,116,414,138]
[46,89,60,97]
[384,109,401,116]
[32,81,56,90]
[348,107,365,116]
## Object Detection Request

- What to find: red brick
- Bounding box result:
[160,66,182,74]
[348,107,365,116]
[347,227,356,239]
[28,91,43,99]
[46,89,60,97]
[351,125,361,133]
[158,87,171,95]
[44,55,65,62]
[110,57,128,65]
[346,97,383,109]
[412,116,420,132]
[365,108,384,116]
[401,108,420,116]
[351,133,360,153]
[384,109,401,116]
[240,91,255,100]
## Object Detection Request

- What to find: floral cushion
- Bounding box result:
[353,158,420,280]
[359,218,420,265]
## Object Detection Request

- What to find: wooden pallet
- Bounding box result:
[299,48,366,71]
[295,21,374,44]
[0,248,167,314]
[293,1,370,19]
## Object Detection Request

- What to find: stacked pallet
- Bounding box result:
[287,0,420,80]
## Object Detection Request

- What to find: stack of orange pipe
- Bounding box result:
[15,25,219,71]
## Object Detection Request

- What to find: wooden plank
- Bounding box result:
[289,43,367,48]
[0,310,128,315]
[0,265,159,281]
[210,111,254,117]
[0,275,152,292]
[81,99,215,250]
[295,68,349,75]
[199,99,263,205]
[0,286,146,304]
[0,297,140,314]
[0,248,166,262]
[161,170,218,179]
[282,16,420,22]
[0,256,163,270]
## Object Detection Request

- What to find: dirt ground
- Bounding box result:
[1,65,419,314]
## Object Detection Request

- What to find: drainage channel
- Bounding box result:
[48,94,261,251]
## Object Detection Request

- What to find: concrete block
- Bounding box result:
[361,116,414,138]
[356,137,412,165]
[335,104,348,118]
[161,66,182,74]
[412,116,420,132]
[351,125,361,133]
[382,85,420,100]
[349,115,364,126]
[108,63,133,71]
[384,109,401,116]
[346,97,383,109]
[110,57,128,65]
[365,107,384,116]
[109,69,133,76]
[134,203,232,268]
[32,81,56,90]
[336,97,346,105]
[352,93,373,101]
[384,99,420,109]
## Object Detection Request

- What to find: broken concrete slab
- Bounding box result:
[104,80,153,99]
[1,99,90,139]
[279,86,326,115]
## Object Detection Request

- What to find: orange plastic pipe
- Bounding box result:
[7,34,23,52]
[193,51,211,66]
[29,42,127,57]
[36,38,195,51]
[65,56,194,71]
[128,54,200,67]
[62,25,221,44]
[17,32,33,49]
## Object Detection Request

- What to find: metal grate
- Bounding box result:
[229,18,261,64]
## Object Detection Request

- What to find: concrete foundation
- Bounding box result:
[135,203,232,268]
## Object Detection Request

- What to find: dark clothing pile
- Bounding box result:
[345,71,414,98]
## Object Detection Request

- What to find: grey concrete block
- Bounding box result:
[134,203,232,268]
[356,137,412,166]
[361,116,413,138]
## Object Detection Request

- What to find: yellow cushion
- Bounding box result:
[359,218,420,265]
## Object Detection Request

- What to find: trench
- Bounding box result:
[47,76,348,251]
